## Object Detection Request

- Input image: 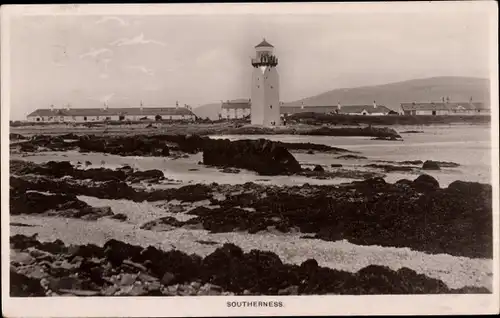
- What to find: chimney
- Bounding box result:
[373,100,377,109]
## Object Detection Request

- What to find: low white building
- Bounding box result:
[281,102,393,116]
[26,106,196,122]
[400,102,490,116]
[220,99,251,119]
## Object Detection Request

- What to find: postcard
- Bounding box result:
[1,2,499,317]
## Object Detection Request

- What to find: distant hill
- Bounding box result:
[284,76,490,111]
[192,103,221,120]
[193,77,491,118]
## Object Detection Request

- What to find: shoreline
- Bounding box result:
[8,129,493,297]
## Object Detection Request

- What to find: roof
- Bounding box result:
[281,105,392,115]
[27,107,195,117]
[221,99,251,109]
[400,102,488,111]
[255,38,274,48]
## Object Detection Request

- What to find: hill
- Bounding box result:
[192,103,221,120]
[192,77,491,118]
[284,76,490,111]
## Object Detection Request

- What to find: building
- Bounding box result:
[400,101,490,116]
[250,39,280,126]
[220,99,251,119]
[26,104,196,122]
[281,101,392,116]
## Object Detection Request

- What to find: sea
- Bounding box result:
[12,124,493,187]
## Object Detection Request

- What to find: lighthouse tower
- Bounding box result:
[251,39,280,126]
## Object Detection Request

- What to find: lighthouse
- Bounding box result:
[250,38,280,126]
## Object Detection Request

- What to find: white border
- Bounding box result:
[1,2,499,317]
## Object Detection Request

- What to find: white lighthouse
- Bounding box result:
[250,39,280,126]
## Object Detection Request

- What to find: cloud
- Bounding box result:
[79,48,113,59]
[127,65,155,76]
[110,33,166,47]
[95,16,128,27]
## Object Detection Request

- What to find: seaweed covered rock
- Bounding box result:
[10,190,113,220]
[412,174,440,191]
[78,135,170,157]
[10,270,45,296]
[9,235,492,296]
[422,160,441,170]
[203,139,302,175]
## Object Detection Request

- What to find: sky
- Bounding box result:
[6,5,493,120]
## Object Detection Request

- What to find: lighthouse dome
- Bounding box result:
[255,38,274,48]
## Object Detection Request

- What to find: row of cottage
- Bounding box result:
[26,105,196,123]
[220,99,490,119]
[26,99,490,123]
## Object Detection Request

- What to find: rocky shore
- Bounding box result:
[10,123,403,139]
[11,159,492,259]
[9,129,492,298]
[10,234,490,297]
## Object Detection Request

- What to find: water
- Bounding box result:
[210,124,493,186]
[12,124,492,187]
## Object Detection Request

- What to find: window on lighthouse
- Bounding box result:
[270,105,273,109]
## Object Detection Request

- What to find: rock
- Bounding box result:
[68,243,105,260]
[140,217,185,231]
[161,272,175,285]
[120,273,137,286]
[123,260,148,272]
[9,234,491,295]
[104,239,143,267]
[448,180,491,195]
[138,272,158,283]
[364,164,414,172]
[59,288,100,296]
[313,165,324,172]
[413,174,440,191]
[202,139,302,176]
[10,270,45,296]
[48,276,82,292]
[336,154,367,160]
[10,190,90,216]
[101,285,119,296]
[278,285,299,295]
[85,161,92,166]
[306,150,314,155]
[127,169,164,183]
[220,167,241,174]
[300,259,319,273]
[110,213,128,221]
[422,160,440,170]
[11,252,35,265]
[330,164,342,168]
[10,133,27,140]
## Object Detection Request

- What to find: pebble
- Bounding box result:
[11,252,35,265]
[120,273,137,286]
[161,272,175,285]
